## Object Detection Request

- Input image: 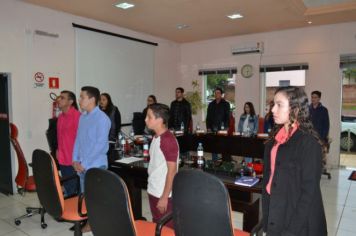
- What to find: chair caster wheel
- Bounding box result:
[15,220,21,226]
[41,223,47,229]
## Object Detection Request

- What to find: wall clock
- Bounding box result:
[241,64,253,78]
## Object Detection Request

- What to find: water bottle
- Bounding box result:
[180,122,185,132]
[143,137,149,158]
[130,128,135,140]
[197,143,205,169]
[196,122,200,131]
[246,125,251,137]
[120,136,126,155]
[221,122,225,130]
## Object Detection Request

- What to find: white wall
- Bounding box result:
[0,0,180,176]
[180,22,356,167]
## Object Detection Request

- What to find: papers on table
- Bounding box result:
[234,176,259,187]
[115,157,142,164]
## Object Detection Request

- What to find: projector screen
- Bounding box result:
[75,27,155,124]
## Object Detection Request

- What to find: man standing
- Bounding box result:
[145,103,178,228]
[57,90,80,196]
[169,87,192,133]
[206,87,230,132]
[73,86,111,192]
[309,90,330,143]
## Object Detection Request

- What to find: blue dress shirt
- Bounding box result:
[73,106,111,170]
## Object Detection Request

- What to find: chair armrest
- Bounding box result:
[155,212,173,236]
[249,220,263,236]
[77,193,87,217]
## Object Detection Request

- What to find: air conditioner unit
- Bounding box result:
[231,42,264,55]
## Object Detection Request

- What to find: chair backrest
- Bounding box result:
[258,116,264,133]
[9,123,29,189]
[85,168,137,236]
[172,170,235,236]
[32,149,64,219]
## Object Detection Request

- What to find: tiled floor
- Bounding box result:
[340,152,356,168]
[0,168,355,236]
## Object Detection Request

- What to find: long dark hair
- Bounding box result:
[268,87,325,152]
[100,93,114,115]
[243,102,256,116]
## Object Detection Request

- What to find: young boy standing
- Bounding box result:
[145,103,179,228]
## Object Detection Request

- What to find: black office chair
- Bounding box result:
[172,170,250,236]
[32,149,87,236]
[84,168,174,236]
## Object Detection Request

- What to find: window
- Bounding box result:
[260,64,308,115]
[199,68,237,119]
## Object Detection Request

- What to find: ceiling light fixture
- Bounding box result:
[176,24,190,30]
[227,13,243,19]
[308,21,312,24]
[115,2,135,9]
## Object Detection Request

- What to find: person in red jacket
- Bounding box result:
[57,90,80,196]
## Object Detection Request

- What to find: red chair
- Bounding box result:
[10,123,47,228]
[258,117,264,134]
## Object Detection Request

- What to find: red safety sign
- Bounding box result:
[49,77,59,89]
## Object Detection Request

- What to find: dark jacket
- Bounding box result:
[104,105,121,141]
[262,129,327,236]
[169,99,192,132]
[206,99,230,131]
[309,103,329,141]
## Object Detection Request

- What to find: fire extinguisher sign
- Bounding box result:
[49,77,59,89]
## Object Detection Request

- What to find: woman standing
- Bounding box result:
[99,93,121,141]
[262,86,327,236]
[264,101,275,133]
[237,102,258,136]
[143,95,157,119]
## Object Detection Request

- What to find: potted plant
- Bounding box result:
[185,80,204,115]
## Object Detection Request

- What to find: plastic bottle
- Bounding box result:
[143,137,149,158]
[197,143,205,169]
[196,122,200,131]
[221,122,225,130]
[180,122,185,132]
[120,136,126,155]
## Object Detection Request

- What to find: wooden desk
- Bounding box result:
[177,133,265,158]
[110,159,262,232]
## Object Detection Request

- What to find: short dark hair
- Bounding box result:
[311,90,321,98]
[81,86,100,105]
[215,87,223,94]
[176,87,184,93]
[148,103,170,126]
[61,90,78,110]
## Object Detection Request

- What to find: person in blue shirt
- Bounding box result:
[309,91,330,143]
[238,102,258,135]
[73,86,111,193]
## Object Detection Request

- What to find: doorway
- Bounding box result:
[339,55,356,168]
[0,73,13,194]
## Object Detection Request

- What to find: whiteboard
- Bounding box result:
[75,28,155,123]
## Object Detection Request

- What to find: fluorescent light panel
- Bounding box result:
[115,2,135,9]
[227,13,243,19]
[176,24,189,30]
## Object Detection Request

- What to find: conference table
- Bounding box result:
[109,133,266,232]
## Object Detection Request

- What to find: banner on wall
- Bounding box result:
[33,72,45,88]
